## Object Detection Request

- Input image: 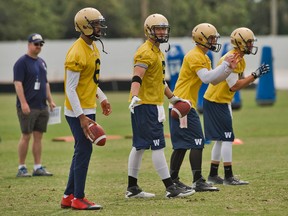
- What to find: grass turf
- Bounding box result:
[0,90,287,215]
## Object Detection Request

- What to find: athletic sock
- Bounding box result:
[162,177,174,188]
[128,176,138,188]
[209,163,220,177]
[224,165,233,179]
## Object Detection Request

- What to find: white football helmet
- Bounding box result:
[230,27,258,55]
[144,14,170,43]
[192,23,221,52]
[74,7,107,40]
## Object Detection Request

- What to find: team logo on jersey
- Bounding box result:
[153,139,160,146]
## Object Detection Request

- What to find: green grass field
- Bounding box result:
[0,90,287,216]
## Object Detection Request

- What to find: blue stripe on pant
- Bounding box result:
[64,114,95,198]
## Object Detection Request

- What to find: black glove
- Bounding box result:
[251,64,270,79]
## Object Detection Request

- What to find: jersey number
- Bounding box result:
[162,60,166,85]
[93,58,100,84]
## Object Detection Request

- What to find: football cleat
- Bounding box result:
[61,194,74,208]
[172,177,193,191]
[224,176,249,185]
[207,175,224,185]
[165,184,195,198]
[71,198,102,210]
[125,186,155,198]
[192,177,219,192]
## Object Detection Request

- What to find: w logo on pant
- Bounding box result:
[194,139,202,145]
[153,139,160,146]
[224,132,232,138]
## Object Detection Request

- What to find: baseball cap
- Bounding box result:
[28,33,45,43]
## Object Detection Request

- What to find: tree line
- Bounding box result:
[0,0,287,41]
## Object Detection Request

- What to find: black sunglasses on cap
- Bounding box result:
[33,42,44,47]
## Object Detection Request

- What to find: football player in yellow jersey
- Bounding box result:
[126,14,195,199]
[60,8,111,210]
[204,27,269,185]
[169,23,241,192]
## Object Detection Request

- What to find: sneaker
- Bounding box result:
[207,175,224,185]
[61,194,74,208]
[125,186,155,198]
[224,176,249,185]
[172,177,193,190]
[16,167,31,177]
[71,198,102,210]
[192,177,219,192]
[32,167,53,176]
[165,184,195,198]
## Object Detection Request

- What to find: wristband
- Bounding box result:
[251,72,257,79]
[131,75,142,85]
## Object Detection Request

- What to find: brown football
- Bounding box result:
[171,101,191,119]
[88,123,106,146]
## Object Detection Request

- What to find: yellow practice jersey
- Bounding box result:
[173,46,211,109]
[130,40,166,105]
[204,49,246,103]
[64,37,100,110]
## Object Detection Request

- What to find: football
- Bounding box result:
[88,123,106,146]
[171,100,192,119]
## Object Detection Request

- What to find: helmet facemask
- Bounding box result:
[84,17,107,41]
[146,25,170,43]
[201,32,221,53]
[235,34,258,55]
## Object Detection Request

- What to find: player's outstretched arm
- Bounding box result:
[229,64,270,92]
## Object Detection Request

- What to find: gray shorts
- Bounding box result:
[17,107,49,134]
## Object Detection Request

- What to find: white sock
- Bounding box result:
[34,164,42,170]
[152,148,170,180]
[128,147,144,178]
[63,194,69,198]
[18,164,26,169]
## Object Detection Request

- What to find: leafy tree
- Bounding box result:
[62,0,138,38]
[0,0,287,41]
[0,0,66,40]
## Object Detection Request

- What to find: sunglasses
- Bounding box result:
[33,42,43,47]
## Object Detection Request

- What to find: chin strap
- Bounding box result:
[165,43,171,52]
[88,34,108,54]
[98,38,108,54]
